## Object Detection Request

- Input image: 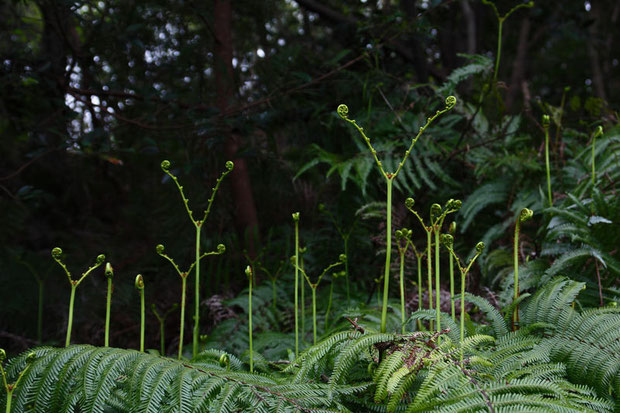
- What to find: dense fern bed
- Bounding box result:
[1,278,618,413]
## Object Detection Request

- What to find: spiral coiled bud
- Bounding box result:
[245,265,252,279]
[445,96,457,109]
[519,208,534,223]
[96,254,106,265]
[542,114,550,128]
[405,198,415,209]
[135,274,144,290]
[51,247,63,259]
[217,244,226,254]
[0,348,5,362]
[475,242,485,254]
[161,160,171,171]
[156,244,165,254]
[395,229,403,240]
[105,263,114,278]
[225,161,234,171]
[431,203,442,218]
[441,234,454,248]
[219,353,230,368]
[26,352,36,364]
[339,254,347,263]
[449,221,456,234]
[292,212,300,222]
[337,104,349,119]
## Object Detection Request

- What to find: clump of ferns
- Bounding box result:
[338,96,456,333]
[160,159,233,359]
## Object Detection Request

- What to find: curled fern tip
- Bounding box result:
[337,104,349,119]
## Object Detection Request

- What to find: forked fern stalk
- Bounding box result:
[0,349,35,413]
[294,254,346,344]
[338,96,456,333]
[160,159,233,359]
[513,208,533,329]
[156,243,225,359]
[151,303,178,355]
[543,114,553,207]
[51,248,105,347]
[441,234,484,358]
[135,274,145,352]
[482,0,534,82]
[292,212,300,357]
[104,263,114,347]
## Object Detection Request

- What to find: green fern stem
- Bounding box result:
[292,213,300,358]
[380,179,393,334]
[426,230,434,330]
[591,126,603,188]
[178,274,188,359]
[301,251,306,343]
[416,254,423,330]
[66,285,77,347]
[104,263,113,347]
[449,222,456,322]
[513,208,533,330]
[135,275,145,352]
[152,304,177,355]
[434,228,441,337]
[193,224,201,359]
[543,115,552,206]
[311,287,317,344]
[399,249,406,334]
[1,350,34,413]
[325,274,336,330]
[245,266,253,372]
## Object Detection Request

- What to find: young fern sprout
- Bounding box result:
[542,114,553,207]
[591,125,604,188]
[292,212,300,357]
[293,254,345,344]
[338,96,456,333]
[156,242,225,359]
[245,265,254,372]
[51,248,105,347]
[441,235,484,359]
[513,208,533,330]
[448,221,457,322]
[104,263,114,347]
[299,246,307,344]
[1,349,36,413]
[16,258,47,344]
[160,159,233,359]
[482,0,534,82]
[395,228,413,334]
[151,303,178,356]
[135,274,145,352]
[258,260,284,310]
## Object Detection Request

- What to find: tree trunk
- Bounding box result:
[214,0,259,257]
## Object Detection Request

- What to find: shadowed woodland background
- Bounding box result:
[1,0,618,354]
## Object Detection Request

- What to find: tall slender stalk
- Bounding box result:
[591,125,604,188]
[18,260,46,344]
[51,248,105,347]
[104,263,114,347]
[160,160,233,359]
[542,114,553,207]
[292,212,300,357]
[135,275,145,352]
[300,247,306,343]
[513,208,533,330]
[338,96,456,333]
[245,266,253,372]
[395,229,412,334]
[156,243,225,359]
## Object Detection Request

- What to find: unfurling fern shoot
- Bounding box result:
[151,303,178,355]
[160,159,233,359]
[513,208,533,329]
[339,97,456,333]
[135,274,145,352]
[294,254,345,344]
[245,265,254,372]
[104,263,114,347]
[448,221,456,321]
[292,212,300,357]
[156,243,225,359]
[1,349,35,413]
[441,235,484,358]
[51,248,105,347]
